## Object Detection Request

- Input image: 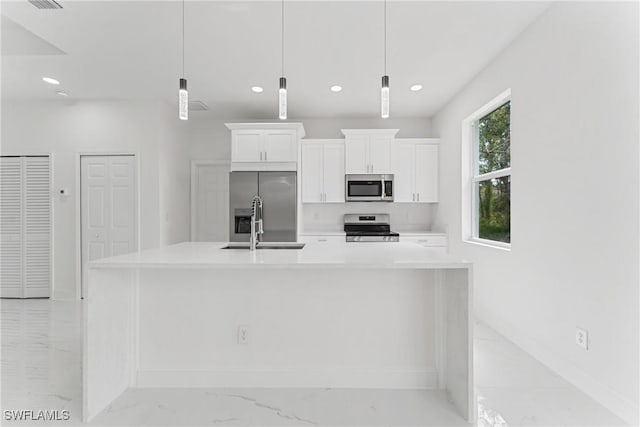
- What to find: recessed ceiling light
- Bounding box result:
[330,85,342,93]
[42,77,60,85]
[410,84,423,92]
[56,91,68,97]
[251,86,264,93]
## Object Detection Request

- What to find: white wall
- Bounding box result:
[0,100,190,299]
[432,2,638,424]
[188,116,435,233]
[157,105,190,246]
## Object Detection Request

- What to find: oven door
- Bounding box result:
[345,174,394,202]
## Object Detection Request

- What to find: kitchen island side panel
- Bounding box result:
[135,268,438,389]
[83,268,137,422]
[84,242,473,422]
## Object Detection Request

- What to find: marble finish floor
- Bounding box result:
[0,299,627,426]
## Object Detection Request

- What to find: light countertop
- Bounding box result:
[301,231,446,236]
[89,241,469,270]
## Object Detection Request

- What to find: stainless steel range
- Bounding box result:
[344,214,399,242]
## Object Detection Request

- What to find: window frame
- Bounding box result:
[462,89,512,250]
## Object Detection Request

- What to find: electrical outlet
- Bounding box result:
[237,325,248,345]
[575,328,588,350]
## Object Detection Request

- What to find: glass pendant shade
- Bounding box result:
[381,75,390,119]
[279,77,287,120]
[179,78,188,121]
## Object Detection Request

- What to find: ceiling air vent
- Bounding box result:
[28,0,62,9]
[189,101,209,112]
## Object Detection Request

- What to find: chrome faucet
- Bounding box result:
[249,195,263,251]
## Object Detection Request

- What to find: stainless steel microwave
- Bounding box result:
[345,174,394,202]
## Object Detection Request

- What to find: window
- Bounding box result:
[462,90,511,249]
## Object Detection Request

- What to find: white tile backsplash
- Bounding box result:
[302,203,435,233]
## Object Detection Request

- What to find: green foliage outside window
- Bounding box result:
[477,102,510,243]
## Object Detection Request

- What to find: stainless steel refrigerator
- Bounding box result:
[229,171,297,242]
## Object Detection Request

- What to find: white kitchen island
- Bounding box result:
[83,241,474,423]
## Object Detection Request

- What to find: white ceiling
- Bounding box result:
[1,1,550,119]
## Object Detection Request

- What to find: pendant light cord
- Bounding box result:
[182,0,185,77]
[281,0,285,76]
[384,0,387,75]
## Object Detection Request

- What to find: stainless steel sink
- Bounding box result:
[221,242,306,250]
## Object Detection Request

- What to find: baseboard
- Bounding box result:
[136,368,438,390]
[478,312,639,426]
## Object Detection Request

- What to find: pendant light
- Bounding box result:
[178,0,188,120]
[381,0,390,119]
[278,0,287,120]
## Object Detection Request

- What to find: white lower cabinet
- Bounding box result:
[391,139,439,203]
[300,234,346,243]
[400,234,448,251]
[301,139,345,203]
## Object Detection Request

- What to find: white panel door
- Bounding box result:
[192,163,229,241]
[345,135,368,174]
[81,156,136,297]
[0,157,23,298]
[391,143,415,202]
[369,136,392,174]
[415,144,439,202]
[232,132,262,162]
[23,157,51,297]
[322,142,345,203]
[301,144,323,203]
[263,130,296,162]
[108,157,136,256]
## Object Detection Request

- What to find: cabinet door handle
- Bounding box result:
[417,193,420,201]
[412,193,415,201]
[264,151,267,161]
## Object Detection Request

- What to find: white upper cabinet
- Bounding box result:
[392,142,415,202]
[301,140,345,203]
[263,130,297,162]
[342,129,398,174]
[414,143,439,202]
[322,142,345,202]
[344,135,368,174]
[369,135,393,173]
[232,131,262,162]
[301,143,323,203]
[226,123,305,171]
[391,138,439,203]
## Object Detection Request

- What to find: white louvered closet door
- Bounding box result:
[23,157,51,297]
[0,157,23,297]
[0,156,51,298]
